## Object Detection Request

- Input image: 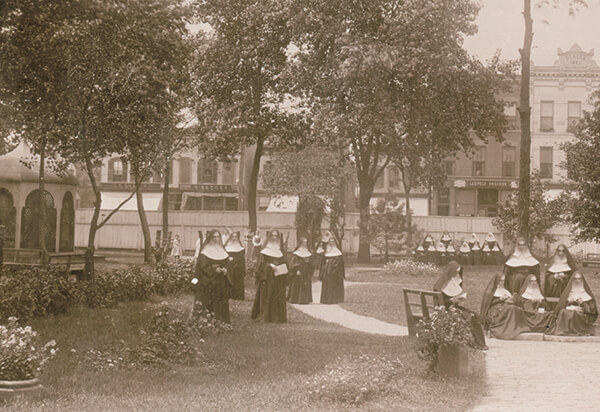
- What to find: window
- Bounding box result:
[197,158,218,184]
[567,101,581,133]
[504,102,519,130]
[472,147,485,177]
[108,158,128,182]
[222,161,235,185]
[375,172,384,189]
[502,146,516,177]
[540,101,554,132]
[178,157,193,184]
[388,167,401,188]
[540,146,553,178]
[444,160,455,176]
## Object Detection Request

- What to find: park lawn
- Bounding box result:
[342,264,600,326]
[4,280,485,412]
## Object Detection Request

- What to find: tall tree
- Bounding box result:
[192,0,294,233]
[560,90,600,242]
[0,0,192,275]
[290,0,507,262]
[516,0,586,241]
[261,146,353,248]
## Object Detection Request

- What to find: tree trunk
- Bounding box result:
[517,0,533,242]
[38,143,48,265]
[135,175,153,263]
[84,159,100,279]
[162,156,170,260]
[405,189,413,251]
[357,177,374,263]
[247,138,264,233]
[384,230,389,263]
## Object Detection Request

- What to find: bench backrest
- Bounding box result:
[402,288,444,337]
[3,248,46,264]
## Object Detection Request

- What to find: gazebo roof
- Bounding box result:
[0,141,78,186]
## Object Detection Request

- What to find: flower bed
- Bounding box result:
[381,259,440,278]
[0,318,57,381]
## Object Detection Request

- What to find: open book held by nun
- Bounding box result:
[273,263,288,276]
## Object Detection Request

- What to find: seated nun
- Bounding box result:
[514,275,552,333]
[544,244,577,300]
[480,273,529,339]
[433,261,487,349]
[503,237,540,294]
[547,272,598,336]
[481,241,493,265]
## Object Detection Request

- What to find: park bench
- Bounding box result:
[2,248,46,267]
[46,252,86,275]
[402,288,444,337]
[582,253,600,268]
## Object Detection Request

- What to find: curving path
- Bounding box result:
[291,280,408,336]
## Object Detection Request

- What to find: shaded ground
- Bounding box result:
[4,277,485,412]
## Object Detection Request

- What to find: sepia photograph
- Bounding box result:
[1,0,600,410]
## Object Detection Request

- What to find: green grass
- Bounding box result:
[342,264,600,326]
[3,276,485,411]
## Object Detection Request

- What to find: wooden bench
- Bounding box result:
[46,252,86,274]
[402,288,444,337]
[2,248,46,267]
[582,253,600,268]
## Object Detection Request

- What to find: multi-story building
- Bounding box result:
[531,44,600,194]
[79,150,241,211]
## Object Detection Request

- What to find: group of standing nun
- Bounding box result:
[434,238,598,342]
[192,229,346,325]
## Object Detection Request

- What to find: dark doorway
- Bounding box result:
[21,189,57,251]
[0,188,16,247]
[59,192,75,251]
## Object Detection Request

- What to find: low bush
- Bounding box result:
[0,266,80,321]
[307,354,404,405]
[381,259,439,278]
[0,317,57,380]
[129,304,232,367]
[0,261,195,320]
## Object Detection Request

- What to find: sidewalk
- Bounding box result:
[291,280,408,336]
[473,337,600,411]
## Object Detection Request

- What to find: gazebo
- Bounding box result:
[0,141,78,252]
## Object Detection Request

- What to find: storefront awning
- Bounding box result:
[181,191,237,210]
[101,192,162,211]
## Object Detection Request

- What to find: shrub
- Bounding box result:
[307,354,404,405]
[381,259,439,278]
[0,317,57,380]
[415,306,475,371]
[0,266,80,321]
[130,305,231,366]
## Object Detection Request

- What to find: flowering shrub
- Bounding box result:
[0,317,57,380]
[415,306,475,370]
[307,355,404,405]
[130,305,232,366]
[0,266,79,321]
[381,259,439,278]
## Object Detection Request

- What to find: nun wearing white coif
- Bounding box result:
[433,261,487,349]
[547,271,598,336]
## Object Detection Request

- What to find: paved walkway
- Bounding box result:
[294,278,600,411]
[473,337,600,411]
[291,280,408,336]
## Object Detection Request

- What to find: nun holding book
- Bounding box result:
[251,230,288,323]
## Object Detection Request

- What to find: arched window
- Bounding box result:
[21,189,57,251]
[178,157,193,184]
[197,157,218,184]
[0,188,16,247]
[59,192,75,252]
[108,157,128,182]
